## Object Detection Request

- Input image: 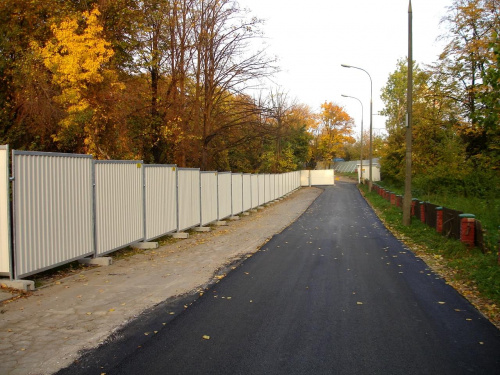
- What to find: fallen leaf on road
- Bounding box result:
[108,308,115,312]
[202,335,210,340]
[357,302,363,305]
[438,302,446,305]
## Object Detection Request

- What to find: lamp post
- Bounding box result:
[403,0,413,226]
[341,63,373,191]
[341,94,364,184]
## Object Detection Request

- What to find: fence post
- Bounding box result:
[397,195,402,208]
[436,207,443,233]
[420,202,426,223]
[459,214,475,248]
[411,198,419,216]
[497,226,499,265]
[390,192,396,205]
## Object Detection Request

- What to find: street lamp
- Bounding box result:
[341,64,373,191]
[341,94,364,184]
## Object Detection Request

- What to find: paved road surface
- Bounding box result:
[59,183,500,374]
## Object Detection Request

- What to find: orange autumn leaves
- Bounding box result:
[309,102,355,163]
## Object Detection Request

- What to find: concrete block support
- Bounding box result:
[172,232,189,239]
[459,214,475,248]
[131,242,159,250]
[0,280,35,291]
[194,227,211,232]
[78,257,113,267]
[215,221,227,226]
[229,216,240,221]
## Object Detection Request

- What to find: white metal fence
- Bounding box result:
[13,151,94,278]
[177,168,201,232]
[300,170,335,186]
[0,146,10,276]
[144,165,177,241]
[200,172,218,226]
[231,173,243,216]
[0,146,320,280]
[217,172,232,220]
[94,161,144,256]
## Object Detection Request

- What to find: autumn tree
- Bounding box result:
[309,102,354,166]
[192,0,277,170]
[34,7,122,156]
[255,91,313,172]
[435,0,499,164]
[0,0,72,151]
[381,60,468,193]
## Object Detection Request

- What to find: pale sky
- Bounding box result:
[238,0,453,136]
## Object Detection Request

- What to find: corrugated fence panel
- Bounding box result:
[13,151,94,278]
[177,168,201,231]
[217,172,232,220]
[272,175,276,199]
[258,174,265,206]
[310,170,335,185]
[242,174,252,212]
[201,172,218,226]
[278,174,284,197]
[251,175,259,209]
[95,161,144,256]
[264,174,271,203]
[144,165,177,241]
[231,173,243,215]
[300,170,310,186]
[0,146,10,276]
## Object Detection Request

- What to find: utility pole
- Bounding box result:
[403,0,413,226]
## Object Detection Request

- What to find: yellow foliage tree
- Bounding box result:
[35,7,117,155]
[310,102,355,164]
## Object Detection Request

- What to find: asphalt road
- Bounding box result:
[59,183,500,375]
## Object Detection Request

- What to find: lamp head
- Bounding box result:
[341,94,348,97]
[341,64,351,68]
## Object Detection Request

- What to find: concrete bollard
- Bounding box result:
[459,214,475,248]
[420,202,426,223]
[436,207,443,233]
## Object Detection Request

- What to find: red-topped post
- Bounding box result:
[436,207,443,233]
[459,214,475,248]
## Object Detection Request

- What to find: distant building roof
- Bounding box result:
[333,159,379,173]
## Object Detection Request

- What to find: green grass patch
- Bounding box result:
[376,180,499,253]
[360,184,500,308]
